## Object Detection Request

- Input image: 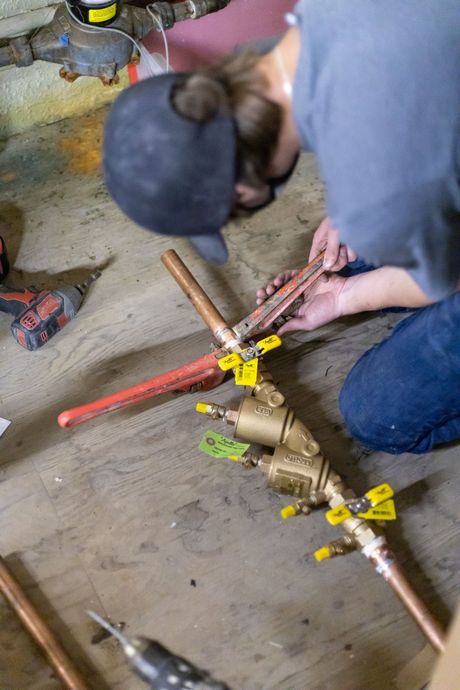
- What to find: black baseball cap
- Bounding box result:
[103,73,236,264]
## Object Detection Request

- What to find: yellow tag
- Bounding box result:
[326,504,353,526]
[218,353,243,371]
[366,483,394,506]
[256,334,282,354]
[235,359,258,386]
[359,499,397,521]
[88,3,117,22]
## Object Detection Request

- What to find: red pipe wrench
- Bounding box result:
[58,251,325,428]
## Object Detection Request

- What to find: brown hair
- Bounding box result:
[172,51,282,189]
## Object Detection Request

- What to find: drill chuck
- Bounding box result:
[124,636,231,690]
[87,611,231,690]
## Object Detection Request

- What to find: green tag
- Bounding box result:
[199,431,250,458]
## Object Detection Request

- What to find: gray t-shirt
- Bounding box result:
[293,0,460,300]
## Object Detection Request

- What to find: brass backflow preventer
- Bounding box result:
[197,364,387,558]
[160,248,446,654]
[197,362,446,653]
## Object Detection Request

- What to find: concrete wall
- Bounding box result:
[0,1,128,140]
[1,0,60,18]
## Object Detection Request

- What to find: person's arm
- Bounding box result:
[339,265,433,313]
[278,265,434,334]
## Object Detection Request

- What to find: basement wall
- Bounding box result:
[0,0,294,140]
[0,0,127,140]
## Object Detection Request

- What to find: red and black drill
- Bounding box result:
[0,236,101,351]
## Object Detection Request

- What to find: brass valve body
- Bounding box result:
[234,396,320,456]
[231,393,382,548]
[259,446,330,499]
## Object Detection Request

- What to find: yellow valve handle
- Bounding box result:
[218,352,244,371]
[218,336,282,372]
[256,334,282,354]
[280,505,298,520]
[326,505,353,526]
[327,499,397,525]
[196,402,211,414]
[366,483,394,507]
[326,483,395,526]
[314,546,332,562]
[359,499,397,521]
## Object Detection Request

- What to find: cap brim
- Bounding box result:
[190,233,228,265]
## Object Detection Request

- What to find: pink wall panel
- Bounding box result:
[143,0,296,71]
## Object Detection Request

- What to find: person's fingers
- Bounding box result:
[256,280,278,303]
[309,240,325,262]
[323,228,341,269]
[256,269,301,304]
[272,273,287,287]
[328,245,349,272]
[278,316,310,335]
[309,234,328,260]
[346,246,358,263]
[308,218,330,261]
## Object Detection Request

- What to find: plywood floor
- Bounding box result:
[0,108,458,690]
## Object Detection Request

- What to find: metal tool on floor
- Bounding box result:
[87,611,231,690]
[0,235,101,350]
[57,249,325,426]
[0,555,90,690]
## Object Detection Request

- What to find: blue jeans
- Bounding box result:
[338,264,460,454]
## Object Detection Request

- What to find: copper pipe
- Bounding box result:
[0,556,90,690]
[161,250,239,350]
[366,543,446,653]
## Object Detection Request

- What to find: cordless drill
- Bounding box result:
[88,611,232,690]
[0,236,101,351]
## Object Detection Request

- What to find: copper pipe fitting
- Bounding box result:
[363,540,446,653]
[161,250,240,350]
[0,556,90,690]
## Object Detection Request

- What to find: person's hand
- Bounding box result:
[309,217,357,271]
[278,273,347,333]
[256,269,300,305]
